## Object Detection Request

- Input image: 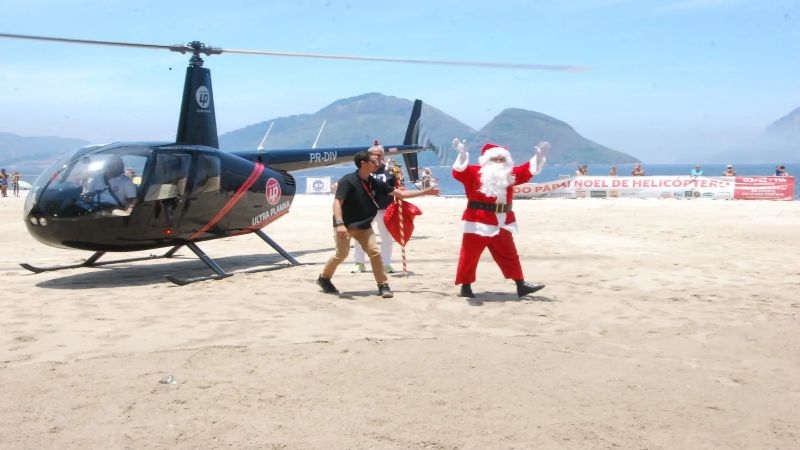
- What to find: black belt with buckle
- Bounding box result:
[467,201,512,213]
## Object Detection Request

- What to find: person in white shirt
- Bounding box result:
[86,155,138,215]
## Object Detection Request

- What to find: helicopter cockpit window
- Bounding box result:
[23,144,104,216]
[144,153,191,201]
[82,148,149,215]
[30,146,151,218]
[191,155,221,195]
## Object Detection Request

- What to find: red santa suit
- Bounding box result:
[452,143,543,286]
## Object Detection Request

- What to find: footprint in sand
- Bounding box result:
[715,376,744,387]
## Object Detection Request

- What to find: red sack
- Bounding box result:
[383,200,423,246]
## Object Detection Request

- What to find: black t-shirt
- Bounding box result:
[335,171,395,229]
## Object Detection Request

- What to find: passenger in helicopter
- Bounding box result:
[85,155,138,215]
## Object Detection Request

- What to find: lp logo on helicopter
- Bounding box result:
[266,178,281,205]
[195,86,210,109]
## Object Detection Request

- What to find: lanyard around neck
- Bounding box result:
[359,178,379,208]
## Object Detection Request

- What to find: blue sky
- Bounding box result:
[1,0,798,162]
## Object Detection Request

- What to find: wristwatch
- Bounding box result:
[334,220,345,227]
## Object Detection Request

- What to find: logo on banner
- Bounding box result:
[266,178,281,205]
[305,176,331,194]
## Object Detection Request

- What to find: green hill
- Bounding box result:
[218,93,474,168]
[470,108,638,164]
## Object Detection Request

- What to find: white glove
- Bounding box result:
[535,141,551,160]
[531,141,550,175]
[452,138,467,155]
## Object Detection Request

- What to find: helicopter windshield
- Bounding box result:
[26,145,152,219]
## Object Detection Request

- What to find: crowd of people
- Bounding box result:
[0,169,22,197]
[567,163,793,178]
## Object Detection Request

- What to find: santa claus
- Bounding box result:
[451,138,550,298]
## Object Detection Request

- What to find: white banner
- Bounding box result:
[514,176,737,200]
[306,176,332,194]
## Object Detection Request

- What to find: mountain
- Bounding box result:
[470,108,637,165]
[219,93,474,167]
[761,107,800,163]
[0,132,89,167]
[220,93,637,166]
[218,93,474,150]
[767,107,800,137]
[718,108,800,163]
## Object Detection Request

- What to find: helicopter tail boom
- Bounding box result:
[232,144,423,173]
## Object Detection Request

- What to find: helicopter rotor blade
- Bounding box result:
[220,48,588,72]
[0,32,173,52]
[0,32,588,72]
[0,32,220,55]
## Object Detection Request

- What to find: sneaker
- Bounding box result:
[350,262,366,273]
[384,264,395,274]
[316,275,339,294]
[458,284,475,298]
[378,283,394,298]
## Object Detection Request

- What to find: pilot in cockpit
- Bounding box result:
[85,155,138,215]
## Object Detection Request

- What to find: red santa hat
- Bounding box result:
[479,143,513,167]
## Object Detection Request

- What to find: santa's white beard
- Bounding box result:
[478,161,515,200]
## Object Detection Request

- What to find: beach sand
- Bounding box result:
[1,194,799,448]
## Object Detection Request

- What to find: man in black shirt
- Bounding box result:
[351,144,397,274]
[317,150,440,298]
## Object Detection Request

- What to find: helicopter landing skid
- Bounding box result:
[164,231,300,286]
[20,246,184,274]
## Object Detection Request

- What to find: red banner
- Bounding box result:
[733,176,795,201]
[513,176,795,201]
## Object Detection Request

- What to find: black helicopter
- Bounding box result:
[3,33,583,285]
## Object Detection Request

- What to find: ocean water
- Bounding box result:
[10,161,797,198]
[297,162,799,198]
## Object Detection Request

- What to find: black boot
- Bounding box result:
[515,280,545,297]
[458,284,475,298]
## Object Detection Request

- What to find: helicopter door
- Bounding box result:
[177,153,225,237]
[142,152,191,231]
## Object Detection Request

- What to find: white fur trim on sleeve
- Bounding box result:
[453,152,469,172]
